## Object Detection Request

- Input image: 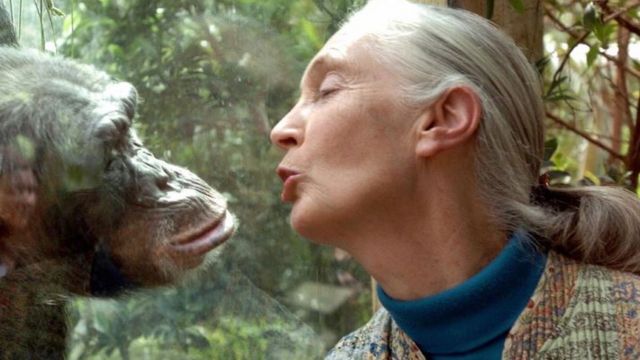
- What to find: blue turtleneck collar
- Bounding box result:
[377,230,546,359]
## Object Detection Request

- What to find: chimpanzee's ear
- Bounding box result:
[0,141,38,234]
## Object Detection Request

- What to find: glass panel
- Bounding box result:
[0,0,371,358]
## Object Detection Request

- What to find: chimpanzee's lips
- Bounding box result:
[168,210,236,257]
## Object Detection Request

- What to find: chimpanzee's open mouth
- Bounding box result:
[168,210,236,256]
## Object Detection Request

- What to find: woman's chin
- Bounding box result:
[289,204,322,241]
[289,204,313,237]
[289,204,342,245]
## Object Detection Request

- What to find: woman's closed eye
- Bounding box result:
[318,87,339,99]
[316,73,344,100]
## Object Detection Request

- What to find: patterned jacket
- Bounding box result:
[326,251,640,359]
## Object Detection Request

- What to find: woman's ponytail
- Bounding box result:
[531,186,640,274]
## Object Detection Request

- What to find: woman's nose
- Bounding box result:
[270,111,303,150]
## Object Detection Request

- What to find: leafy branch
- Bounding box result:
[544,0,640,189]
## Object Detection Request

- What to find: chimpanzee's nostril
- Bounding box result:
[156,174,170,191]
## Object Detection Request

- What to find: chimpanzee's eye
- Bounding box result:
[106,156,125,173]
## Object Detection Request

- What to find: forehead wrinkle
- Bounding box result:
[300,51,349,89]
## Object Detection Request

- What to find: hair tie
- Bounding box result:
[530,175,550,206]
[538,173,550,188]
[530,173,580,211]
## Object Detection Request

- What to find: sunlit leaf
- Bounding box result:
[300,18,322,50]
[583,170,601,185]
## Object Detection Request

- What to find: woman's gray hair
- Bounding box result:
[343,0,640,273]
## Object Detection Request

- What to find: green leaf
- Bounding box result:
[586,45,599,67]
[535,56,551,74]
[45,0,65,16]
[545,92,576,102]
[582,3,613,45]
[543,138,558,161]
[509,0,525,14]
[107,43,124,58]
[50,7,65,17]
[593,22,615,46]
[583,170,600,185]
[300,19,322,50]
[582,3,598,31]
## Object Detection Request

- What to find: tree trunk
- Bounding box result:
[387,1,543,62]
[612,27,631,159]
[450,0,543,62]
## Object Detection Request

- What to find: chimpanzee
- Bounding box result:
[0,2,236,358]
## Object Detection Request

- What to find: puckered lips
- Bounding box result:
[277,166,301,202]
[166,210,236,258]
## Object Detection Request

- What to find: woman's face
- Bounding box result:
[270,31,419,244]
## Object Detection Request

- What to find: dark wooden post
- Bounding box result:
[450,0,543,62]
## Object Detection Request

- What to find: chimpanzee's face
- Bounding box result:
[0,47,236,285]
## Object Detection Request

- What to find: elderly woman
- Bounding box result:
[271,0,640,359]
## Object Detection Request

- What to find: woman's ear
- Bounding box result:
[415,87,481,158]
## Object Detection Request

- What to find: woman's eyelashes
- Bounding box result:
[316,75,343,100]
[318,87,339,99]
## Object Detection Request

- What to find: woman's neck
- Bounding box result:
[376,231,547,356]
[344,186,507,301]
